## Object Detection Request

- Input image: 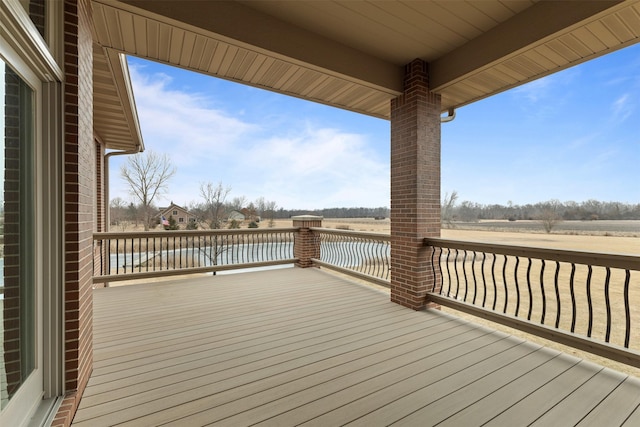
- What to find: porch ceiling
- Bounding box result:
[91,0,640,121]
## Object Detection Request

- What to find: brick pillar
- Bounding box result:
[53,1,96,426]
[292,215,322,268]
[390,59,441,310]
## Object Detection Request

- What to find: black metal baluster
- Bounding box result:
[624,270,631,348]
[569,264,577,333]
[115,239,120,275]
[502,255,508,314]
[453,249,460,299]
[445,249,452,297]
[430,246,437,293]
[554,261,561,329]
[514,256,520,317]
[604,267,612,343]
[480,252,487,308]
[491,254,497,310]
[540,260,546,324]
[586,265,593,337]
[471,251,478,305]
[461,250,469,302]
[526,258,533,321]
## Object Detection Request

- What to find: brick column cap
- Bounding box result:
[292,215,324,221]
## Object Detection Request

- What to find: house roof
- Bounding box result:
[158,202,192,216]
[93,42,144,151]
[91,0,640,120]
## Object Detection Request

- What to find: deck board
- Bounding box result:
[72,268,640,426]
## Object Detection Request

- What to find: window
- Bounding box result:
[1,53,38,425]
[172,210,177,215]
[178,217,184,223]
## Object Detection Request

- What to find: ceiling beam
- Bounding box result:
[429,0,626,91]
[114,0,404,94]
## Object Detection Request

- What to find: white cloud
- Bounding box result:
[610,93,634,124]
[129,65,256,165]
[113,63,390,210]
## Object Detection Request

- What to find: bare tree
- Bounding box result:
[109,197,128,231]
[198,181,231,274]
[537,200,563,233]
[200,181,231,229]
[229,196,247,213]
[121,150,176,230]
[442,190,459,228]
[263,200,278,227]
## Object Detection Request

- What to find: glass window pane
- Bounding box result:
[18,0,46,39]
[1,58,35,410]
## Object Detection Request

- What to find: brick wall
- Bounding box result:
[390,59,441,310]
[292,216,322,268]
[28,0,46,38]
[53,0,95,425]
[2,65,26,403]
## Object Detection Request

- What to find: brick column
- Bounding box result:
[53,1,96,426]
[292,215,322,268]
[390,59,441,310]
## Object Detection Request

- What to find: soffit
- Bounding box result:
[93,43,144,151]
[92,0,640,119]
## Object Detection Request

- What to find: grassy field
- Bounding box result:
[273,217,639,255]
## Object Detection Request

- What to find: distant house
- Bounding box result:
[228,208,261,223]
[158,202,196,227]
[228,210,246,221]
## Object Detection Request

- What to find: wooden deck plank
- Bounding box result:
[577,376,640,426]
[91,298,406,373]
[530,367,626,426]
[482,361,605,426]
[390,348,568,426]
[141,327,501,427]
[434,352,580,426]
[299,340,539,427]
[71,268,640,427]
[79,314,464,410]
[74,313,447,424]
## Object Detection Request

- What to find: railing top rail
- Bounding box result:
[310,227,391,241]
[425,237,640,271]
[94,227,299,240]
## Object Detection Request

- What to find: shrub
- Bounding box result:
[248,221,259,228]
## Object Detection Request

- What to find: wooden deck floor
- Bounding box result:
[72,267,640,426]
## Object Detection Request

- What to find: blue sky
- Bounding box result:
[109,43,640,210]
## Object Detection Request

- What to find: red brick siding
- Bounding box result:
[292,217,322,268]
[53,0,95,425]
[28,0,46,38]
[390,59,441,310]
[2,66,24,401]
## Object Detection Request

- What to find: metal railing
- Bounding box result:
[93,228,297,283]
[425,237,640,367]
[310,227,390,287]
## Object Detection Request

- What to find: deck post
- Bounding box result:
[292,215,323,268]
[390,59,441,310]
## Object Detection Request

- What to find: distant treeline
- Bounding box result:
[274,207,390,219]
[449,200,640,222]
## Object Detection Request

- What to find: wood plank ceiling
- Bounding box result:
[92,0,640,149]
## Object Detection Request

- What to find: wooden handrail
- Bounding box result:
[425,237,640,270]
